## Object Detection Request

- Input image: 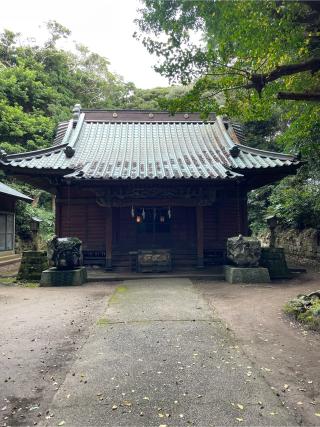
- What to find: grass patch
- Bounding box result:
[96,317,109,326]
[284,292,320,331]
[19,281,40,288]
[0,277,39,287]
[108,285,128,304]
[0,277,17,285]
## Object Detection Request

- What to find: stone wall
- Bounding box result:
[259,227,320,260]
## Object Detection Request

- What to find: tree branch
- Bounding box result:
[249,58,320,94]
[277,91,320,101]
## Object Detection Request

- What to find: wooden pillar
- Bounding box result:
[51,194,56,212]
[196,205,204,268]
[105,207,113,270]
[55,193,61,237]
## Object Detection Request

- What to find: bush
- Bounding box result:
[284,292,320,331]
[248,175,320,234]
[16,201,55,243]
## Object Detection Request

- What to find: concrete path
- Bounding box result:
[45,278,296,426]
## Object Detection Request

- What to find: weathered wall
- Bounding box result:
[276,228,320,260]
[260,227,320,260]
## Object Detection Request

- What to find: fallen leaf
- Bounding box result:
[112,405,118,410]
[237,404,244,410]
[58,422,65,426]
[270,412,278,416]
[158,413,164,418]
[297,401,303,405]
[143,396,150,401]
[315,413,320,417]
[236,418,243,422]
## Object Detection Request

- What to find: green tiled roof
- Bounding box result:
[0,109,299,181]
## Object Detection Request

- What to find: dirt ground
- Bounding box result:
[1,264,320,426]
[0,282,116,427]
[195,271,320,426]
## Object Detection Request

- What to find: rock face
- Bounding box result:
[227,235,261,267]
[47,236,83,270]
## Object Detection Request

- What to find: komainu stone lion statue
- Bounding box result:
[47,236,83,270]
[227,235,261,267]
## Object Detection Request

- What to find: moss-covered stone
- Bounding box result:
[17,251,48,281]
[260,247,291,279]
[224,265,270,283]
[284,291,320,331]
[40,266,87,286]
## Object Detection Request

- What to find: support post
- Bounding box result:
[105,207,113,270]
[196,205,204,269]
[55,192,61,237]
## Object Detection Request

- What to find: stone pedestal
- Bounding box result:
[17,251,48,281]
[260,247,291,279]
[224,265,270,284]
[40,266,87,287]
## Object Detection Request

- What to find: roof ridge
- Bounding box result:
[5,144,67,161]
[236,143,297,160]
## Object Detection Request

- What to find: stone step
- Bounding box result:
[0,253,21,261]
[0,255,21,267]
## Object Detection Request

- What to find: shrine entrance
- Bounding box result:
[134,207,172,249]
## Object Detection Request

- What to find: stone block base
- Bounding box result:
[224,265,270,284]
[260,247,291,279]
[40,266,87,287]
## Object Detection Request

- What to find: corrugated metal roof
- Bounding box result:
[0,110,299,181]
[0,182,32,202]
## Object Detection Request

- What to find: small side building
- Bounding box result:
[0,182,32,258]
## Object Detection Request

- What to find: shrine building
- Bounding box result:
[0,106,300,270]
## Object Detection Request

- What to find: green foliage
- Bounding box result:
[247,185,273,234]
[268,176,320,229]
[15,201,54,241]
[248,175,320,233]
[137,0,320,231]
[284,295,320,331]
[136,1,320,153]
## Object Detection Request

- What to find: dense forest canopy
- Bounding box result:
[135,0,320,231]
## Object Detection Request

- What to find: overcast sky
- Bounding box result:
[0,0,169,88]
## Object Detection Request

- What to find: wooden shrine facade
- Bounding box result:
[55,181,248,269]
[0,107,300,270]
